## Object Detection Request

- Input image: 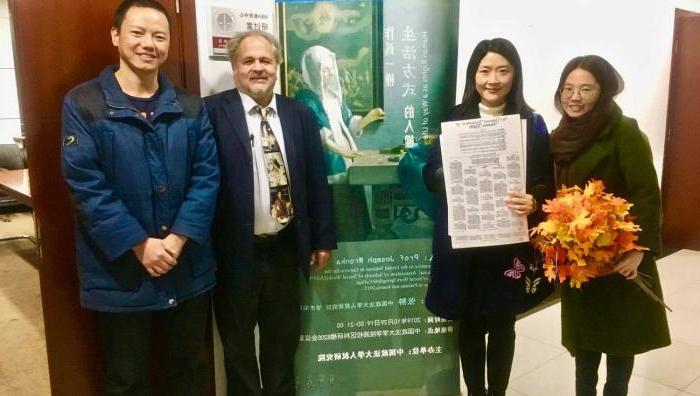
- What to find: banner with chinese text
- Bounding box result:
[277,0,461,394]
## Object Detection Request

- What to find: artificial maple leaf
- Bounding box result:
[614,220,641,232]
[609,197,632,216]
[569,209,592,233]
[558,264,570,283]
[589,210,609,228]
[569,267,591,288]
[595,232,615,247]
[617,232,648,254]
[583,179,604,197]
[590,248,615,263]
[544,261,557,281]
[535,220,560,235]
[556,228,574,244]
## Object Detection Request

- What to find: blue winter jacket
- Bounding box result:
[61,66,220,312]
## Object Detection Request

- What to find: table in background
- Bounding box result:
[0,169,31,207]
[0,169,34,243]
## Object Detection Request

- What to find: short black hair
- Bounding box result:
[113,0,171,31]
[553,55,624,115]
[456,38,533,117]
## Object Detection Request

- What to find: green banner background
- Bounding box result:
[278,1,461,394]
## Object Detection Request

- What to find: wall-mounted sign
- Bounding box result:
[209,6,274,58]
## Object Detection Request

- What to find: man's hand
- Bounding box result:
[614,251,644,280]
[132,238,177,277]
[505,191,536,217]
[310,249,332,272]
[162,233,188,260]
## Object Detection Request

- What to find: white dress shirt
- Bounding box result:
[239,92,291,235]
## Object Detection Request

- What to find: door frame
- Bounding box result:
[661,8,700,254]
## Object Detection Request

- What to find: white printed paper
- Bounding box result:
[440,114,528,249]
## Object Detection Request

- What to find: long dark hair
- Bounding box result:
[553,55,624,115]
[456,38,533,117]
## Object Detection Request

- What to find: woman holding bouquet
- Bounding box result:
[423,38,555,396]
[550,55,671,395]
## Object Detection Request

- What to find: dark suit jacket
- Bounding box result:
[204,89,336,287]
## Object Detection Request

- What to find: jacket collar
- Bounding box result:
[98,65,182,119]
[459,105,481,121]
[238,90,279,116]
[596,110,623,140]
[568,112,625,186]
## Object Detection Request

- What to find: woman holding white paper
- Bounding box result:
[423,38,555,396]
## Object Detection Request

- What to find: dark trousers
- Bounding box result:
[459,314,516,396]
[95,291,211,396]
[214,232,301,396]
[575,350,634,396]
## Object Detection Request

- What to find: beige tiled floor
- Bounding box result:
[0,212,49,396]
[1,211,699,395]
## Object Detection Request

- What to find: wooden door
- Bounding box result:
[662,8,700,254]
[9,1,201,394]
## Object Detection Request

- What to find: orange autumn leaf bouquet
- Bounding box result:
[530,179,670,310]
[530,179,643,287]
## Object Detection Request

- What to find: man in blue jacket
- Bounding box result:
[60,0,219,394]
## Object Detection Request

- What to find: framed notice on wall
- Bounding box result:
[208,6,274,58]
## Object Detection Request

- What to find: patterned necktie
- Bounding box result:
[254,105,293,225]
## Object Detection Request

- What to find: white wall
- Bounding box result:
[0,0,21,145]
[456,0,700,178]
[192,0,700,178]
[195,0,276,96]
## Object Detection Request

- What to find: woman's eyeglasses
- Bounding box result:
[560,85,600,100]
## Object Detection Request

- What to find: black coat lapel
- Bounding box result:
[223,89,253,159]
